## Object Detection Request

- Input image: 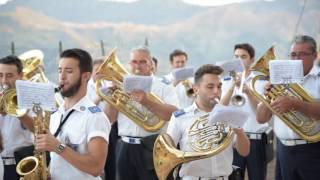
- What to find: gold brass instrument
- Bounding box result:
[19,50,48,83]
[230,71,246,107]
[95,49,166,132]
[181,79,194,97]
[16,103,50,180]
[0,84,28,117]
[250,46,320,142]
[153,114,234,180]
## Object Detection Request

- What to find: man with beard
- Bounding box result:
[167,64,250,180]
[106,46,178,180]
[36,48,111,179]
[0,55,34,180]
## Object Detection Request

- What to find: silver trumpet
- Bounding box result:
[230,71,246,106]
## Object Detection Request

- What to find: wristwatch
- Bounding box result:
[56,143,66,154]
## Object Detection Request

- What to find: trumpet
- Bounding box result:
[230,71,246,107]
[181,79,194,97]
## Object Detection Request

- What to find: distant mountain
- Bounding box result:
[0,0,319,81]
[0,0,207,25]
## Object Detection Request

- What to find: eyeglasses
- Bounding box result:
[289,52,314,58]
[130,59,148,65]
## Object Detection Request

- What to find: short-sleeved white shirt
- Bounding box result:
[167,103,234,178]
[0,115,33,158]
[49,96,111,180]
[274,65,320,139]
[118,76,179,137]
[221,72,269,133]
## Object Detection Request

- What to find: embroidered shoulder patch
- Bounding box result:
[88,106,102,113]
[161,77,171,85]
[173,109,185,118]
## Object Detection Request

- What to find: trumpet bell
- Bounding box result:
[231,94,246,107]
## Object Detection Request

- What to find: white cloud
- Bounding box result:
[182,0,275,6]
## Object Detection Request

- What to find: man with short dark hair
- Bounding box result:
[221,43,270,180]
[167,64,250,180]
[163,49,194,108]
[0,55,34,180]
[257,35,320,180]
[36,48,111,179]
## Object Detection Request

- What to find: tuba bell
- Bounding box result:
[95,49,166,132]
[250,46,320,142]
[16,103,50,180]
[153,114,234,180]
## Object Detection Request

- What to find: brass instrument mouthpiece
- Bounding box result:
[55,85,64,93]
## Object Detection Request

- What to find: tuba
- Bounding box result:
[0,84,28,117]
[153,114,234,180]
[250,46,320,142]
[16,103,50,180]
[95,49,166,132]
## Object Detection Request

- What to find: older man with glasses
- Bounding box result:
[257,35,320,180]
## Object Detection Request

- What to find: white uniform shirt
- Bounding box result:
[222,73,269,133]
[0,116,33,158]
[86,78,108,110]
[167,103,234,178]
[118,76,178,137]
[163,73,194,109]
[49,96,111,180]
[274,65,320,139]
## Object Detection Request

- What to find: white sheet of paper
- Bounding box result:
[172,66,194,80]
[16,80,56,111]
[123,75,153,93]
[217,59,244,78]
[269,60,303,84]
[208,104,248,128]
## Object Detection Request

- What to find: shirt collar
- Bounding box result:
[306,63,320,77]
[190,102,208,115]
[58,95,92,114]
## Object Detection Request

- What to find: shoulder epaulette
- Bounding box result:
[173,109,185,118]
[88,106,102,113]
[223,77,232,81]
[161,77,171,85]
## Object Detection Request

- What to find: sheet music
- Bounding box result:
[123,75,153,93]
[217,59,244,78]
[208,104,248,128]
[16,80,56,111]
[172,66,194,80]
[269,60,303,84]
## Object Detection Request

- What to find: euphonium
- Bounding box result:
[153,114,234,180]
[95,49,166,132]
[16,104,50,180]
[0,84,27,117]
[250,46,320,142]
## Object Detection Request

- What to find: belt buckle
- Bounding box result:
[129,138,136,144]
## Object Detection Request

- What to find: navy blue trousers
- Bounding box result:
[233,139,267,180]
[4,165,19,180]
[116,140,158,180]
[104,122,119,180]
[275,139,320,180]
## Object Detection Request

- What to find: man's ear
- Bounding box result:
[82,72,91,82]
[193,84,199,95]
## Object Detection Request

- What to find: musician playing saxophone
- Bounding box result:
[167,64,250,180]
[0,56,34,180]
[257,35,320,180]
[35,49,111,179]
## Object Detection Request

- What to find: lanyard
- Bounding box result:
[53,109,75,137]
